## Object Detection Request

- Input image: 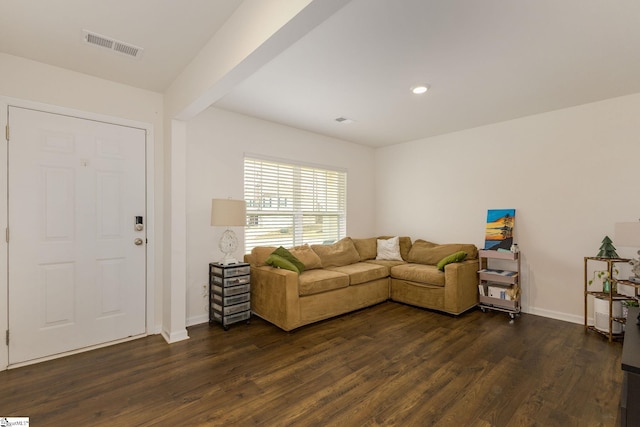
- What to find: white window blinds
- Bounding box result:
[244,156,347,252]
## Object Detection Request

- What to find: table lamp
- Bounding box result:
[211,198,246,265]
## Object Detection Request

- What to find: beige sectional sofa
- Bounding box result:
[244,236,479,331]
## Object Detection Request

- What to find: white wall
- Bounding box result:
[163,0,350,340]
[0,54,163,125]
[185,107,376,325]
[0,52,165,337]
[376,93,640,323]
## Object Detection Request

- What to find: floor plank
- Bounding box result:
[0,302,623,426]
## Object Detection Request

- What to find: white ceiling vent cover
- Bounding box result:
[82,30,144,59]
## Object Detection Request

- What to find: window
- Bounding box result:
[244,156,347,252]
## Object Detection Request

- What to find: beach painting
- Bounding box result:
[484,209,515,250]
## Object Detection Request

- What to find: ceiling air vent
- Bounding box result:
[82,30,144,59]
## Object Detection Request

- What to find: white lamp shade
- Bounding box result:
[210,199,246,227]
[614,222,640,247]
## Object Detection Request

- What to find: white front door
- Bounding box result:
[7,106,147,365]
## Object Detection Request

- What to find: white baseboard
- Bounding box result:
[524,305,583,325]
[185,306,586,333]
[187,314,209,327]
[161,328,190,344]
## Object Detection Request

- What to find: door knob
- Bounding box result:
[134,238,144,246]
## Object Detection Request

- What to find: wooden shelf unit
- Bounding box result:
[614,278,640,325]
[583,256,634,342]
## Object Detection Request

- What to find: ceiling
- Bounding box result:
[2,0,640,147]
[0,0,243,92]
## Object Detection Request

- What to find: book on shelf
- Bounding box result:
[479,268,517,276]
[488,283,519,300]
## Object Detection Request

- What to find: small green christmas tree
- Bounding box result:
[597,236,619,258]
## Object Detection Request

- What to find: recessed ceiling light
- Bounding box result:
[411,85,429,95]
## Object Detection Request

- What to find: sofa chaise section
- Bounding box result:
[390,260,479,315]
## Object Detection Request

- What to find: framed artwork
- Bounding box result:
[484,209,515,250]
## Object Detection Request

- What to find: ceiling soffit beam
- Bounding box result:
[165,0,352,121]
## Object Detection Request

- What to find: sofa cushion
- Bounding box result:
[405,239,437,264]
[407,241,478,265]
[376,236,403,261]
[378,236,412,260]
[390,263,445,286]
[266,253,300,273]
[289,244,323,270]
[272,246,306,273]
[352,237,377,261]
[366,259,407,269]
[298,269,349,296]
[327,262,389,285]
[250,246,278,266]
[436,251,467,271]
[311,237,360,268]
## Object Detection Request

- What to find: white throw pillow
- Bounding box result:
[376,236,403,261]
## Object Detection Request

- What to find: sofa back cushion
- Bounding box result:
[250,246,278,267]
[407,240,478,265]
[289,244,323,270]
[352,237,377,261]
[311,237,360,268]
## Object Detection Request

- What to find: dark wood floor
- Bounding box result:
[0,302,623,426]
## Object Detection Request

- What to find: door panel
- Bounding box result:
[8,106,147,365]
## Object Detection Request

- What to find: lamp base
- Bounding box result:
[218,229,240,265]
[219,254,240,265]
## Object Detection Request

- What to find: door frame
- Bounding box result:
[0,97,156,370]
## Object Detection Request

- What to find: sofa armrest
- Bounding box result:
[244,253,256,266]
[250,265,301,331]
[443,259,479,313]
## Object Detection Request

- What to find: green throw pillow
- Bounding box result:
[436,251,467,271]
[265,254,300,273]
[272,246,306,273]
